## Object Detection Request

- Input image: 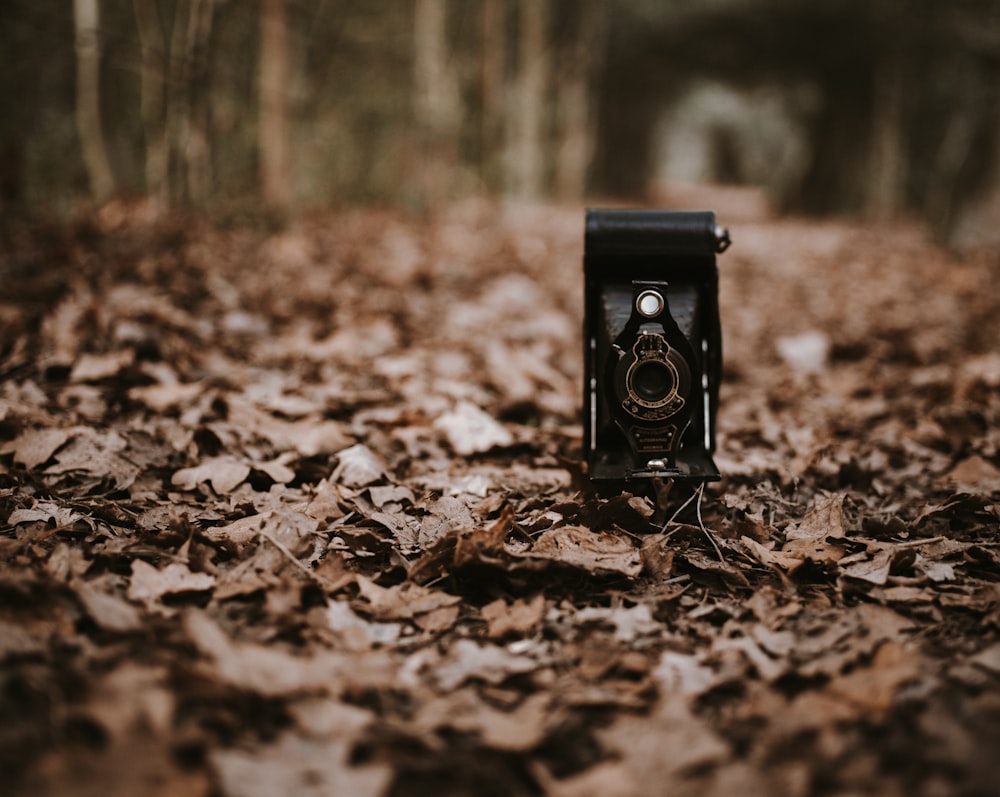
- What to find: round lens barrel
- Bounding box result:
[631,360,675,403]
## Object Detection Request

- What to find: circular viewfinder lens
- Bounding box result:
[631,360,675,403]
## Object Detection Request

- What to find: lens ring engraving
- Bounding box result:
[615,332,690,420]
[627,355,679,408]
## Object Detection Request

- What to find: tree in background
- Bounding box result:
[553,0,604,200]
[74,0,115,203]
[133,0,168,201]
[260,0,291,210]
[7,0,996,244]
[506,0,549,200]
[413,0,462,208]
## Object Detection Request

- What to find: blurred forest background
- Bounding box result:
[3,0,1000,244]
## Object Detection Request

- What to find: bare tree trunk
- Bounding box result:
[479,0,506,192]
[165,0,189,202]
[133,0,167,201]
[413,0,461,208]
[260,0,291,209]
[184,0,215,205]
[164,0,215,205]
[73,0,115,202]
[868,44,905,218]
[507,0,549,199]
[554,0,603,200]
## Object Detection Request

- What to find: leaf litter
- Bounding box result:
[1,199,999,796]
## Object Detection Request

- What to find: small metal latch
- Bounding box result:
[713,225,731,254]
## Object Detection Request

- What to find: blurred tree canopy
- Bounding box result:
[2,0,998,241]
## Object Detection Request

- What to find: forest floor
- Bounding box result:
[2,194,999,797]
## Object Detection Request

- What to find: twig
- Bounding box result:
[660,486,702,534]
[893,535,947,549]
[694,484,725,562]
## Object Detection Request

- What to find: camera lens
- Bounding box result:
[631,360,675,403]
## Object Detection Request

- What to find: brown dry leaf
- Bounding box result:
[253,453,297,484]
[184,610,352,697]
[412,689,553,752]
[74,579,144,632]
[225,395,352,456]
[575,603,662,643]
[653,650,721,699]
[304,478,346,521]
[594,694,730,794]
[331,444,388,488]
[741,536,807,571]
[324,599,402,651]
[431,638,540,691]
[839,546,895,585]
[127,560,216,606]
[355,576,462,620]
[539,760,638,797]
[941,455,1000,494]
[4,427,77,469]
[520,526,642,577]
[481,594,546,638]
[828,641,922,713]
[640,534,676,578]
[171,455,251,494]
[785,492,847,540]
[968,642,1000,675]
[69,348,135,382]
[409,505,515,581]
[209,731,392,797]
[413,604,461,633]
[780,492,848,568]
[7,501,89,529]
[42,427,140,489]
[0,619,46,659]
[433,400,514,455]
[128,381,204,412]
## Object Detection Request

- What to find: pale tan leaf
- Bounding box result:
[127,560,216,604]
[210,732,391,797]
[70,348,135,382]
[171,456,251,494]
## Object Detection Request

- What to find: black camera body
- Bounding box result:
[583,209,729,488]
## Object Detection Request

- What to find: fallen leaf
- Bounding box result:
[412,689,552,752]
[172,456,251,494]
[481,594,546,638]
[433,401,514,455]
[828,641,922,713]
[5,427,76,469]
[127,560,216,605]
[432,638,539,691]
[781,492,848,567]
[330,444,387,488]
[75,580,144,632]
[521,526,642,577]
[942,455,1000,494]
[210,731,392,797]
[70,348,136,382]
[355,576,462,620]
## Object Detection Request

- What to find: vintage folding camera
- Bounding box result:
[583,209,730,488]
